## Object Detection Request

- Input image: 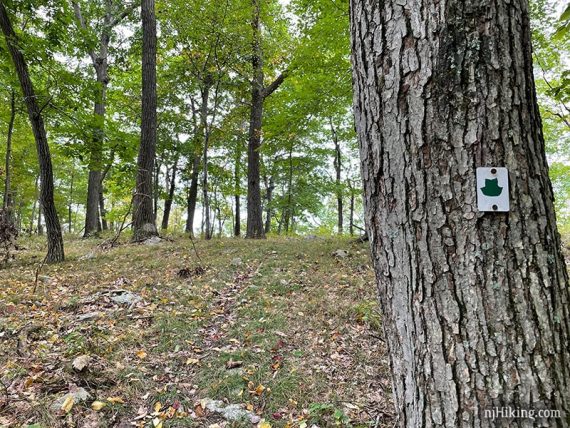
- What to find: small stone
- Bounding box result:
[110,291,142,306]
[332,249,349,258]
[144,236,162,245]
[51,387,91,411]
[72,355,91,371]
[79,251,96,261]
[77,312,101,321]
[231,257,242,266]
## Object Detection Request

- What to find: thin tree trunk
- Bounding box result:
[132,0,158,241]
[186,155,200,236]
[29,176,38,236]
[201,80,213,240]
[37,202,43,236]
[3,89,15,215]
[234,165,241,237]
[0,2,64,262]
[68,169,74,232]
[349,191,354,237]
[330,119,343,234]
[264,175,274,234]
[161,157,178,230]
[350,0,570,425]
[153,160,160,221]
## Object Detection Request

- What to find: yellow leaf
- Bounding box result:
[61,395,74,413]
[136,350,147,359]
[152,418,163,428]
[258,420,272,428]
[154,401,162,413]
[186,358,200,366]
[91,401,106,411]
[107,396,125,404]
[254,384,266,395]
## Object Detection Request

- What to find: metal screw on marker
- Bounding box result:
[491,168,497,174]
[492,204,498,211]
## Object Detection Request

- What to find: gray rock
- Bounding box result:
[77,312,101,321]
[79,251,96,261]
[144,236,162,245]
[110,291,142,306]
[201,398,259,423]
[51,387,91,411]
[230,257,242,266]
[332,249,349,258]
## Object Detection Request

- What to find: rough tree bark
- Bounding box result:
[132,0,158,241]
[0,2,64,262]
[246,0,287,239]
[3,89,15,214]
[350,0,570,426]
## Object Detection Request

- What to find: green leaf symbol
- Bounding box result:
[481,178,503,197]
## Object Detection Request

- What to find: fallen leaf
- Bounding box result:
[258,420,272,428]
[225,359,243,369]
[186,358,200,366]
[91,401,106,411]
[61,395,74,413]
[152,417,163,428]
[136,350,147,359]
[107,396,125,404]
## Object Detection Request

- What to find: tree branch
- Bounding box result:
[263,70,289,98]
[108,3,138,29]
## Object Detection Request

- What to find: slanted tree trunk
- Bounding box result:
[3,89,15,215]
[0,2,64,262]
[350,0,570,425]
[161,157,178,230]
[246,0,287,239]
[330,119,343,234]
[132,0,158,241]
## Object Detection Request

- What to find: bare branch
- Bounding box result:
[263,70,289,98]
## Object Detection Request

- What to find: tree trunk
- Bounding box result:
[161,158,178,230]
[264,175,274,234]
[186,155,200,236]
[350,0,570,426]
[246,0,265,240]
[0,2,64,262]
[3,89,15,214]
[68,169,74,232]
[246,0,287,239]
[201,80,213,240]
[234,153,241,237]
[153,160,160,221]
[37,202,43,236]
[132,0,158,241]
[349,191,354,237]
[331,119,343,234]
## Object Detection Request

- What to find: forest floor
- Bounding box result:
[0,235,395,428]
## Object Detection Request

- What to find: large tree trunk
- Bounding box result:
[3,89,15,214]
[246,0,287,239]
[0,2,64,262]
[350,0,570,426]
[161,158,178,230]
[132,0,158,241]
[246,0,265,240]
